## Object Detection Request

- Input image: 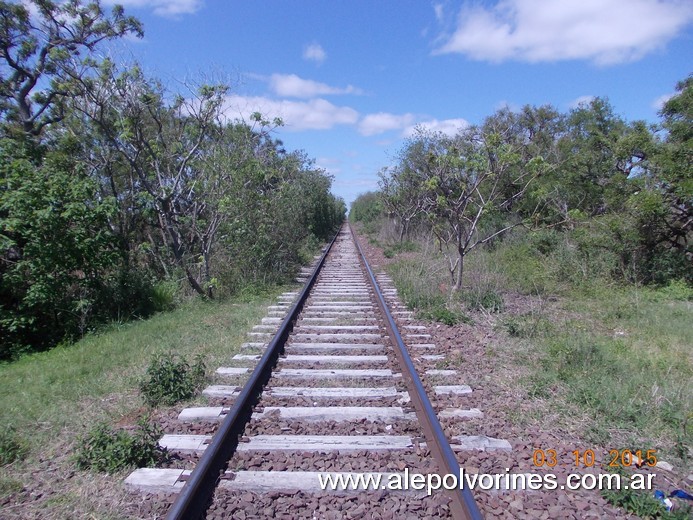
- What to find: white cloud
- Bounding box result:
[403,118,469,137]
[268,74,363,98]
[433,3,445,23]
[434,0,693,65]
[103,0,203,17]
[569,95,596,109]
[358,112,416,136]
[652,92,675,111]
[316,157,342,175]
[221,95,358,131]
[303,43,327,64]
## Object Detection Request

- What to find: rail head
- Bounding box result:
[165,227,341,520]
[349,222,484,520]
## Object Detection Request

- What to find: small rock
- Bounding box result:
[655,460,674,472]
[509,499,524,510]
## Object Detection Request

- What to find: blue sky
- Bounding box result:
[105,0,692,207]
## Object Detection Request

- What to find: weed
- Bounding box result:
[383,240,418,258]
[601,467,692,519]
[0,426,27,465]
[74,417,166,473]
[150,280,178,312]
[139,353,206,407]
[655,279,692,301]
[462,288,504,312]
[419,306,471,325]
[0,476,23,497]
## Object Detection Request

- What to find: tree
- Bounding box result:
[384,114,546,290]
[0,0,142,137]
[627,74,692,282]
[378,160,426,242]
[349,191,383,226]
[0,137,118,358]
[75,63,230,297]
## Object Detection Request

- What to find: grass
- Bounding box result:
[0,287,285,518]
[385,254,472,325]
[544,285,693,458]
[381,230,692,470]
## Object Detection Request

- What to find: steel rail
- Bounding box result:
[165,228,341,520]
[350,223,484,520]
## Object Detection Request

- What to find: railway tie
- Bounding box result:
[125,225,509,519]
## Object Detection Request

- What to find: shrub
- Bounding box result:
[419,306,471,326]
[0,426,28,466]
[74,418,166,473]
[150,280,178,312]
[139,353,206,407]
[462,288,504,313]
[601,467,692,519]
[383,240,418,258]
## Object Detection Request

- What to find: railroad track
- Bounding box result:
[126,225,510,519]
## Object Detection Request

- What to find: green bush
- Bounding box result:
[150,280,178,312]
[419,306,471,326]
[350,191,383,225]
[0,426,27,466]
[655,279,693,301]
[462,287,504,313]
[74,418,166,473]
[601,467,692,519]
[139,353,206,407]
[383,240,418,258]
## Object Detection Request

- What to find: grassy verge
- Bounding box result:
[0,287,284,518]
[380,232,692,470]
[507,284,692,461]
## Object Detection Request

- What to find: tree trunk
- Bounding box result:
[454,248,464,291]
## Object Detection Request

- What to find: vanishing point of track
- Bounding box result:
[126,225,507,519]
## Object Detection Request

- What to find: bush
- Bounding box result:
[383,240,418,258]
[74,418,166,473]
[462,287,504,313]
[0,426,27,466]
[350,191,383,225]
[150,280,178,312]
[419,306,471,325]
[139,353,206,407]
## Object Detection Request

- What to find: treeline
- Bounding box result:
[0,1,344,359]
[352,77,691,290]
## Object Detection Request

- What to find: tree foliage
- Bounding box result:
[0,1,344,359]
[0,0,142,136]
[378,86,691,291]
[382,112,547,289]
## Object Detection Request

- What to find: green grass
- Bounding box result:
[0,295,277,445]
[383,230,692,469]
[546,286,692,458]
[383,240,418,258]
[0,287,284,517]
[386,256,472,325]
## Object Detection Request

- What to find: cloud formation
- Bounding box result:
[652,93,675,111]
[403,118,469,137]
[358,112,416,136]
[269,74,363,98]
[104,0,203,17]
[303,43,327,64]
[569,95,596,109]
[434,0,693,65]
[222,95,358,131]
